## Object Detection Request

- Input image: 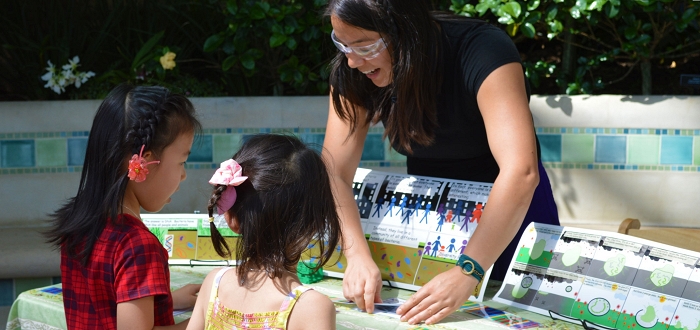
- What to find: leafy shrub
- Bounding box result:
[203,0,334,96]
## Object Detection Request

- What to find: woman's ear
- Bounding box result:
[224,212,240,234]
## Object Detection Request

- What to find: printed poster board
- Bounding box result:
[144,168,495,301]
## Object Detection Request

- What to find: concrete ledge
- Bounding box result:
[0,227,60,279]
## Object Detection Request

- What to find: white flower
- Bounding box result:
[41,56,95,94]
[75,71,95,88]
[62,56,80,72]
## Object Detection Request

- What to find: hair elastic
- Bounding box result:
[128,145,160,182]
[209,159,248,214]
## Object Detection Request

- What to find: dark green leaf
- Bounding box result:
[527,0,540,11]
[250,7,265,20]
[257,1,270,13]
[286,38,297,50]
[241,57,255,70]
[501,2,522,18]
[226,1,238,15]
[222,55,237,71]
[270,34,288,48]
[520,23,536,38]
[203,34,224,52]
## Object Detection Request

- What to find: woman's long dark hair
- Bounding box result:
[45,84,201,265]
[326,0,444,153]
[207,134,342,286]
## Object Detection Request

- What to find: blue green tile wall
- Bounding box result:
[1,127,700,174]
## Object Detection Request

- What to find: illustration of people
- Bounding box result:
[459,240,468,254]
[413,196,423,215]
[471,202,483,223]
[430,236,441,257]
[398,196,408,216]
[371,197,384,218]
[446,209,453,223]
[447,238,457,253]
[420,201,432,224]
[455,200,464,223]
[423,242,431,256]
[435,204,445,231]
[460,207,473,232]
[384,196,397,217]
[401,208,412,224]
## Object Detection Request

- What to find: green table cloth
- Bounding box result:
[7,266,581,330]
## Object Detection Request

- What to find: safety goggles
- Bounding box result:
[331,30,388,60]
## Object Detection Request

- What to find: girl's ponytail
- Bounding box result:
[207,185,232,258]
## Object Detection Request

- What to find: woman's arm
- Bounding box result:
[397,62,539,325]
[321,92,383,313]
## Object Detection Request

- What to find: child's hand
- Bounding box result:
[172,284,201,310]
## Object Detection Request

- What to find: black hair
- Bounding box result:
[326,0,446,153]
[45,84,201,265]
[207,134,342,286]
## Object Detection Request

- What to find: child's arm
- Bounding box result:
[117,297,189,330]
[185,268,219,330]
[288,291,337,330]
[172,283,201,310]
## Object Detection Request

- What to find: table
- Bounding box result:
[7,266,582,330]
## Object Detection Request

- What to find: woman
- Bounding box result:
[321,0,560,325]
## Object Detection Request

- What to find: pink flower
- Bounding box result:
[128,145,160,182]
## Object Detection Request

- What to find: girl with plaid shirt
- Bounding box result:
[46,84,201,330]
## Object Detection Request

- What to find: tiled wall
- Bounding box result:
[2,127,699,175]
[537,128,700,171]
[2,95,700,307]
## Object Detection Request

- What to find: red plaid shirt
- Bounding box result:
[61,214,174,329]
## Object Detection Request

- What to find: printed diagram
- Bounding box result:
[573,277,630,328]
[650,264,675,287]
[669,300,700,330]
[588,239,645,285]
[514,223,562,268]
[494,225,700,330]
[548,231,600,275]
[588,297,611,316]
[671,264,700,330]
[531,231,600,316]
[631,252,693,298]
[617,288,680,330]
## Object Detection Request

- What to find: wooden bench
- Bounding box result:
[618,218,700,253]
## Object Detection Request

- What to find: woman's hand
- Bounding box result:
[396,266,477,325]
[172,283,201,310]
[342,253,384,313]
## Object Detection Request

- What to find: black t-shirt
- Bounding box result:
[388,19,531,183]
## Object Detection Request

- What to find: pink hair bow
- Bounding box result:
[128,145,160,182]
[209,159,248,214]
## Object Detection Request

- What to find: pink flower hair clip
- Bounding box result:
[128,145,160,182]
[209,159,248,214]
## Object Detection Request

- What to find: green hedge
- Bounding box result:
[1,0,699,100]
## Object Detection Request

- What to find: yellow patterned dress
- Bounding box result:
[204,267,314,330]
